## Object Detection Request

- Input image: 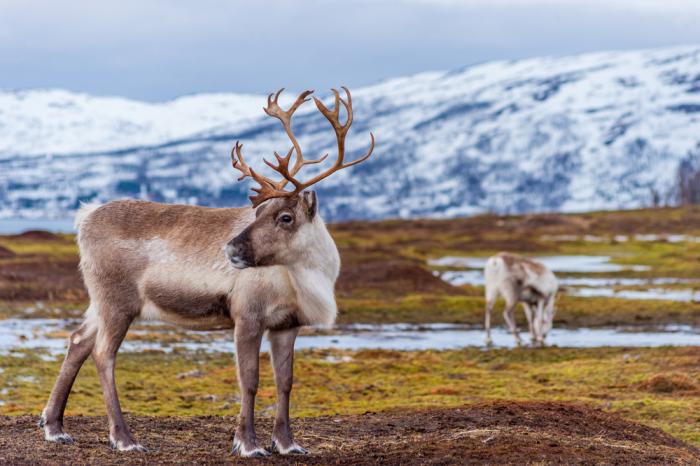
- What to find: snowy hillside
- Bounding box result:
[0,89,297,157]
[1,45,700,220]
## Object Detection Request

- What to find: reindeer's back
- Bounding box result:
[75,200,254,296]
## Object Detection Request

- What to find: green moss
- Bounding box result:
[0,233,78,260]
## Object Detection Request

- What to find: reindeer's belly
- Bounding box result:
[519,286,544,305]
[140,287,235,331]
[136,258,240,330]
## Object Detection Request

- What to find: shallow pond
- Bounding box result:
[434,255,700,302]
[1,319,699,357]
[429,255,650,273]
[567,288,700,301]
[542,234,700,243]
[441,271,698,288]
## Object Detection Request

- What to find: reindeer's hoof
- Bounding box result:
[45,431,74,443]
[232,441,270,457]
[110,438,149,452]
[43,418,74,443]
[271,439,309,455]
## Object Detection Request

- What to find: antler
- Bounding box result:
[231,87,375,207]
[263,89,329,187]
[231,141,284,191]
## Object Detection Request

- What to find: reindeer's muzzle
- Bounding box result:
[225,237,255,269]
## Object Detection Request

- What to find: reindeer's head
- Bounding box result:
[225,193,319,268]
[224,87,373,269]
[541,293,560,339]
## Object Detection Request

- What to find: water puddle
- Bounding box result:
[432,256,700,301]
[429,256,650,273]
[541,234,700,243]
[441,270,698,291]
[1,319,698,355]
[568,288,700,301]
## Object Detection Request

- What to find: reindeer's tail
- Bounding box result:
[74,203,101,244]
[484,255,505,302]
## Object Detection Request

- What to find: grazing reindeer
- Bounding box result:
[39,87,374,457]
[484,252,558,347]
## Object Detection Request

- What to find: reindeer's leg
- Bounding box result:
[503,297,524,346]
[543,295,558,340]
[91,311,146,452]
[521,302,535,345]
[484,288,498,347]
[40,313,98,442]
[232,320,268,457]
[268,327,307,455]
[533,298,546,346]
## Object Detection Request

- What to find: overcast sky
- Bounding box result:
[1,0,700,102]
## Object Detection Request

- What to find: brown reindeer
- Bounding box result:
[39,87,374,457]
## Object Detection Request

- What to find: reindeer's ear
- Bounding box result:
[255,203,268,218]
[302,191,317,220]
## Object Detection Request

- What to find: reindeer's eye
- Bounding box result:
[280,215,293,224]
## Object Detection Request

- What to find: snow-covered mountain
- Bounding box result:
[2,45,700,221]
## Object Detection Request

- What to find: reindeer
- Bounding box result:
[39,87,374,457]
[484,252,558,347]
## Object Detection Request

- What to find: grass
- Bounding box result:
[1,346,699,445]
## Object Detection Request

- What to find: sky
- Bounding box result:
[1,0,700,102]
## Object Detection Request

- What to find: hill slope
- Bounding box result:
[2,45,700,220]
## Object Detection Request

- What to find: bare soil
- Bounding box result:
[0,245,14,259]
[0,257,86,301]
[9,231,63,241]
[1,401,697,465]
[336,260,466,298]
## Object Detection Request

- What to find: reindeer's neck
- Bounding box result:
[285,219,340,327]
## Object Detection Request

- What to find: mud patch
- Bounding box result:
[1,401,697,465]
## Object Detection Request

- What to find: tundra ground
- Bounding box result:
[2,207,700,463]
[2,400,699,465]
[1,345,699,447]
